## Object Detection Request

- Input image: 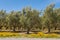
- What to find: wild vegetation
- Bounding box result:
[0,32,60,38]
[0,4,60,35]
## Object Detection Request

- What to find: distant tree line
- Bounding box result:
[0,4,60,34]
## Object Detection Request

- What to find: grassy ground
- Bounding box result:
[0,32,60,38]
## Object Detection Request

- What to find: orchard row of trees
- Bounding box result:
[0,4,60,34]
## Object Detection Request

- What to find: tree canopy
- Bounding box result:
[0,4,60,34]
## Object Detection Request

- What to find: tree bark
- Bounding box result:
[27,27,30,34]
[47,26,50,33]
[0,26,2,31]
[13,26,16,32]
[48,28,50,33]
[55,26,57,30]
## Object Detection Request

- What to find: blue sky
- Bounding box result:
[0,0,60,12]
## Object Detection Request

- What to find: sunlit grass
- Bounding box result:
[0,32,60,38]
[0,32,20,37]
